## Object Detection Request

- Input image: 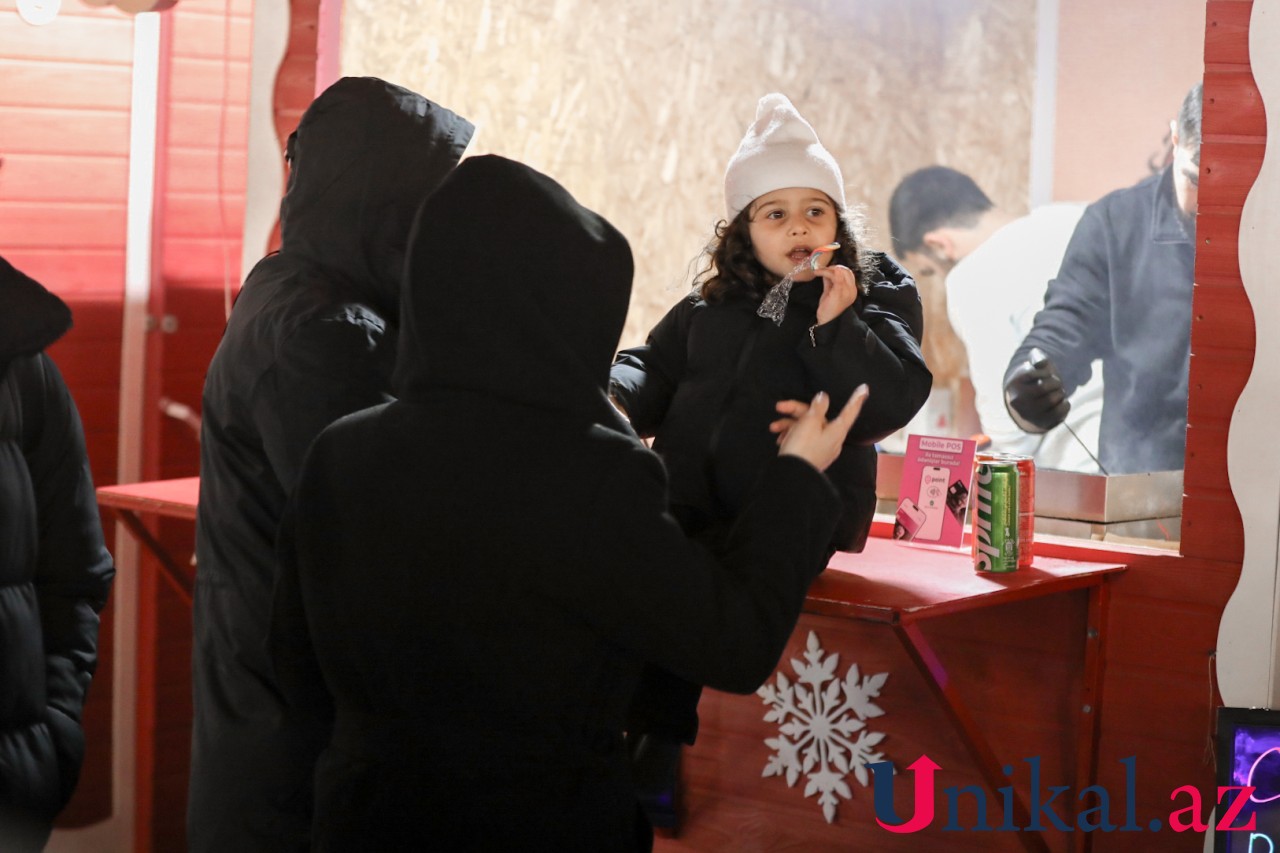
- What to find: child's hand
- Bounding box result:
[813,264,859,326]
[777,385,870,472]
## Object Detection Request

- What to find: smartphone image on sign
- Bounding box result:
[916,465,951,541]
[946,479,970,525]
[894,498,926,541]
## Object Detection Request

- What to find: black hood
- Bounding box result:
[279,76,475,320]
[394,155,633,424]
[0,255,71,362]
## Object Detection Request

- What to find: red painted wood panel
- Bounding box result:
[0,201,126,249]
[170,11,252,59]
[1190,280,1255,353]
[164,193,246,239]
[1181,493,1246,564]
[167,103,249,150]
[0,105,131,157]
[1105,596,1220,672]
[1194,208,1246,287]
[1197,139,1264,210]
[1186,347,1250,431]
[130,2,258,846]
[666,602,1082,852]
[0,13,133,64]
[1204,0,1254,68]
[0,58,133,108]
[0,248,125,293]
[158,238,241,284]
[1201,68,1266,138]
[168,56,251,105]
[0,154,128,204]
[165,165,247,217]
[1183,422,1232,504]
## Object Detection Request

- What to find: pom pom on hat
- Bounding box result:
[723,93,846,222]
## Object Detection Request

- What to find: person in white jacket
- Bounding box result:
[889,166,1104,473]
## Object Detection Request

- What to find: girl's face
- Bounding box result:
[746,188,840,281]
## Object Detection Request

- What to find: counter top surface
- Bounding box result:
[813,532,1126,624]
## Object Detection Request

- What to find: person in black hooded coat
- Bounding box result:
[190,77,473,851]
[0,256,115,852]
[268,154,866,852]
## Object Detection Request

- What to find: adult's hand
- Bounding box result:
[778,384,869,472]
[1004,348,1070,434]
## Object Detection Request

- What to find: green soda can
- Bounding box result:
[972,459,1019,573]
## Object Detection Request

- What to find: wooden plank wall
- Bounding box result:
[1184,0,1258,563]
[134,1,255,850]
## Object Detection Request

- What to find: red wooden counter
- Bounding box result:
[97,476,198,603]
[661,524,1125,853]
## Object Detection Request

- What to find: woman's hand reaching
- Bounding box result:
[775,384,869,472]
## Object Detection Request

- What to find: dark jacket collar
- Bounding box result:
[0,255,71,363]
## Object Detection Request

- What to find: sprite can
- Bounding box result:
[972,459,1019,573]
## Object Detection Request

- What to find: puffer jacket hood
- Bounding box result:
[394,155,633,424]
[279,76,475,321]
[0,257,71,362]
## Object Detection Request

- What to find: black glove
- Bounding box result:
[1004,347,1070,434]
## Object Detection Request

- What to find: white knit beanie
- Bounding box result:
[723,93,846,222]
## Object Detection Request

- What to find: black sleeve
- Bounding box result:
[608,297,696,437]
[253,314,395,496]
[549,445,841,694]
[1008,204,1113,394]
[21,354,115,806]
[269,488,336,722]
[800,254,932,443]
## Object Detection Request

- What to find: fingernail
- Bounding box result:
[813,391,827,404]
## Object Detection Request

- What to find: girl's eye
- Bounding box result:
[766,209,784,220]
[807,207,828,218]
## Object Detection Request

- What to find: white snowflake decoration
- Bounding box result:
[757,630,890,823]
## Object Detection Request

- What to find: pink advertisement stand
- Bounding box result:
[893,434,978,548]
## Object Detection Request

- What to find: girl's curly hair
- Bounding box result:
[694,202,877,304]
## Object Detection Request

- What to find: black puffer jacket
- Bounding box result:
[611,254,930,553]
[0,256,114,852]
[190,77,474,851]
[269,155,843,852]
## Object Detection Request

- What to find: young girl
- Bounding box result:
[609,93,932,824]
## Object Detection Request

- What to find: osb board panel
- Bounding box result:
[339,0,1037,351]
